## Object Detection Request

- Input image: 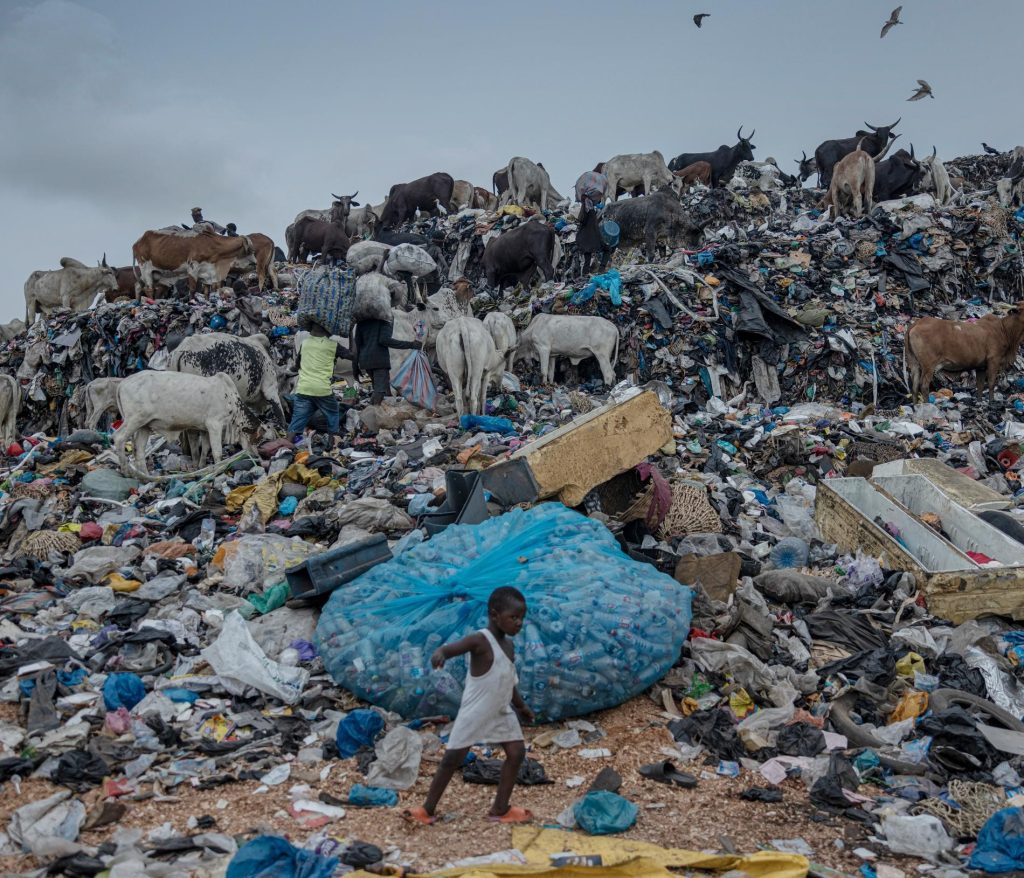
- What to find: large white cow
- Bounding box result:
[919,149,953,205]
[602,151,677,201]
[435,317,503,417]
[483,311,518,373]
[516,314,619,386]
[83,377,123,430]
[169,332,285,424]
[24,258,118,323]
[503,157,554,210]
[0,374,19,447]
[114,371,258,475]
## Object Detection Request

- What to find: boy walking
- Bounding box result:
[403,587,534,824]
[289,320,353,440]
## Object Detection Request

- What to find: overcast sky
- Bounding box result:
[1,0,1021,321]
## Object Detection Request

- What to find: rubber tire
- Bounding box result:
[926,687,1024,731]
[828,692,934,777]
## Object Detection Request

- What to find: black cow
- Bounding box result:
[573,202,612,277]
[873,146,924,202]
[668,127,756,187]
[603,188,701,257]
[813,118,900,188]
[289,201,351,263]
[379,173,455,229]
[794,151,817,184]
[482,220,556,289]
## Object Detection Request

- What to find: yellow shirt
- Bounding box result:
[295,336,337,397]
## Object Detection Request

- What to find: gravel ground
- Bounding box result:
[0,697,926,875]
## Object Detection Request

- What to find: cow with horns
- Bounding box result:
[668,127,756,188]
[813,118,901,189]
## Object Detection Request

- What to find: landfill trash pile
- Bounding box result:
[1,148,1024,876]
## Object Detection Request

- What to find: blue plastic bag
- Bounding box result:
[970,808,1024,872]
[391,349,437,411]
[336,708,384,758]
[227,835,338,878]
[569,268,622,306]
[103,673,145,711]
[573,790,638,835]
[459,414,516,435]
[316,505,692,722]
[348,783,399,807]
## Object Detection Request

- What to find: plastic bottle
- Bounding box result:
[194,518,216,552]
[770,537,810,569]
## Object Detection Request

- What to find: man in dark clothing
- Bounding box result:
[353,318,419,405]
[190,207,226,235]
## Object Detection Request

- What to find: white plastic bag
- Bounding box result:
[201,611,308,704]
[385,243,437,278]
[879,813,953,859]
[365,726,423,790]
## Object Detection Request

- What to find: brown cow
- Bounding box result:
[232,232,278,290]
[472,187,498,211]
[673,161,712,188]
[132,230,252,296]
[905,305,1024,404]
[100,254,139,301]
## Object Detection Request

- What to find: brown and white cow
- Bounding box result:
[673,161,713,188]
[132,230,252,296]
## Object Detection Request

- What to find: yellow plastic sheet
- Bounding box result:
[889,690,928,723]
[106,572,141,592]
[895,652,925,677]
[368,828,808,878]
[729,688,755,719]
[232,464,331,523]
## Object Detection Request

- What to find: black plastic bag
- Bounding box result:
[668,709,746,761]
[740,786,783,802]
[462,756,551,786]
[340,841,384,868]
[809,752,859,811]
[777,722,826,757]
[54,750,109,791]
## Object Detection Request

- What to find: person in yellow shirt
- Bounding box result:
[289,320,353,440]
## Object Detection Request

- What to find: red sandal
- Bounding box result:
[488,806,534,824]
[401,806,437,825]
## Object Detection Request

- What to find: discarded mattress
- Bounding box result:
[316,504,693,722]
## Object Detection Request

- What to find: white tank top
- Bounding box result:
[445,628,523,748]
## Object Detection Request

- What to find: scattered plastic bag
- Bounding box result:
[364,725,423,790]
[573,790,638,835]
[971,808,1024,872]
[227,835,338,878]
[462,757,551,786]
[103,673,145,711]
[335,709,384,758]
[329,498,414,533]
[214,535,319,590]
[347,784,398,808]
[201,612,309,704]
[880,813,954,859]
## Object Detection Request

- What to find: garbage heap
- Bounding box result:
[0,151,1023,875]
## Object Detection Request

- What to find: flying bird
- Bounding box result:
[983,142,1001,155]
[907,79,933,101]
[880,6,902,38]
[693,13,710,27]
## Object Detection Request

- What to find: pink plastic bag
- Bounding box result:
[391,350,437,411]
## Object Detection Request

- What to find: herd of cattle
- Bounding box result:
[9,121,1024,477]
[24,118,1023,328]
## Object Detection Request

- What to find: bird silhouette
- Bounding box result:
[907,79,933,101]
[693,13,710,27]
[880,6,902,38]
[983,143,1001,155]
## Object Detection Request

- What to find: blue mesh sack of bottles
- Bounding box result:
[315,504,692,722]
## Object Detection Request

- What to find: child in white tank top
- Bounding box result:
[402,587,535,824]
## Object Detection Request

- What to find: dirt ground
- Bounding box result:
[0,697,922,875]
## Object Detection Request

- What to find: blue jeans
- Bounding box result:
[288,393,340,435]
